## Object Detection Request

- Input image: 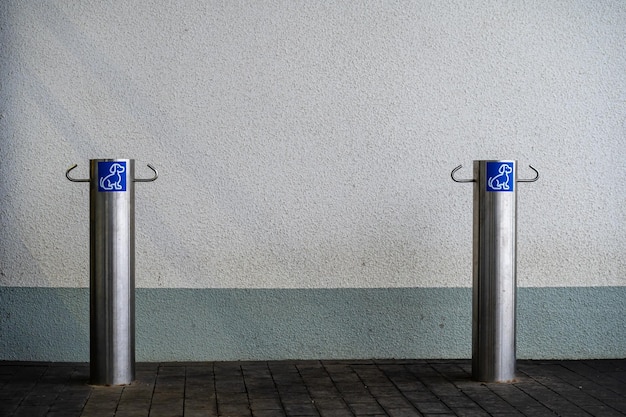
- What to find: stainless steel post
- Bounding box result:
[473,160,517,382]
[90,159,135,385]
[451,160,538,383]
[66,158,157,386]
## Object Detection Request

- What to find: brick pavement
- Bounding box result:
[0,359,625,417]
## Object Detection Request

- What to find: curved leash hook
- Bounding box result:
[65,164,90,182]
[450,164,475,183]
[134,164,158,182]
[517,165,539,183]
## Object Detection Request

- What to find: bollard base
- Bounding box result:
[472,373,517,384]
[472,359,516,384]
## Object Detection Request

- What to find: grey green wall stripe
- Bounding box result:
[1,287,624,362]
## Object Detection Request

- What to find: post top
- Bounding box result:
[90,158,134,162]
[473,159,516,163]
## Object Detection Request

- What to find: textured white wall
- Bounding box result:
[1,1,625,289]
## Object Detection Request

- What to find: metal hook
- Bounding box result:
[65,164,90,182]
[451,164,475,183]
[134,164,158,182]
[517,165,539,183]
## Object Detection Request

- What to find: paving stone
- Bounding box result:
[49,401,86,414]
[307,386,342,399]
[422,414,455,417]
[248,388,280,400]
[283,402,319,416]
[217,379,248,393]
[251,397,284,410]
[252,410,287,417]
[114,406,151,417]
[217,402,252,416]
[0,360,625,417]
[11,405,50,417]
[187,386,217,399]
[609,400,626,413]
[184,408,218,417]
[281,393,314,404]
[377,394,413,409]
[149,406,184,417]
[276,384,310,396]
[317,409,353,417]
[413,401,452,414]
[151,392,185,407]
[402,390,441,404]
[509,407,558,417]
[0,399,21,416]
[82,398,119,413]
[385,408,423,417]
[186,398,218,408]
[346,400,385,415]
[582,405,626,417]
[437,395,477,408]
[313,399,349,410]
[21,391,59,406]
[473,400,519,415]
[184,410,217,417]
[446,406,491,417]
[46,411,83,417]
[218,391,249,405]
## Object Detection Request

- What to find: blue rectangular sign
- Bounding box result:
[486,162,514,192]
[98,161,127,192]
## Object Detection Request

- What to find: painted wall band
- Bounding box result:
[0,287,623,361]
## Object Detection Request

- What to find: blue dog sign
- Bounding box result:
[98,161,127,192]
[486,162,514,192]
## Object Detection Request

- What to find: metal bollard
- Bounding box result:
[451,160,538,382]
[66,159,157,385]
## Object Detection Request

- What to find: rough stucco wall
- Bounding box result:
[1,0,625,362]
[1,1,624,290]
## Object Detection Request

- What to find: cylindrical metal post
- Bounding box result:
[67,158,157,386]
[472,160,517,382]
[90,159,135,385]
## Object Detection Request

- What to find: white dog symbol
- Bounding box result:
[99,163,126,191]
[488,164,513,190]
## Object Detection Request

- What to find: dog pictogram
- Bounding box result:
[99,163,126,191]
[487,164,513,191]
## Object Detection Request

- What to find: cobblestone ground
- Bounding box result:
[1,359,625,417]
